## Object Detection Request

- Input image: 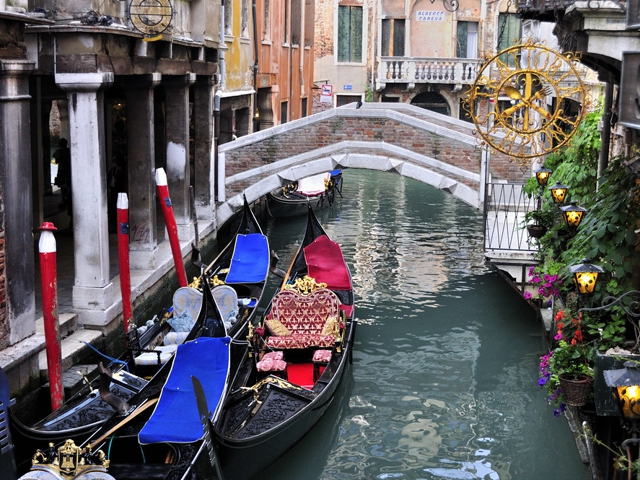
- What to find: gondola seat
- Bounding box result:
[265,288,342,349]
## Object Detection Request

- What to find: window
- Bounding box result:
[301,98,308,118]
[497,14,521,66]
[381,19,405,57]
[336,94,362,107]
[224,0,232,36]
[281,101,288,123]
[292,0,301,45]
[456,22,478,59]
[338,5,363,63]
[242,0,249,37]
[382,96,400,102]
[263,0,270,41]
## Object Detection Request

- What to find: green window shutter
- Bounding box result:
[338,6,350,62]
[457,22,468,58]
[351,6,363,62]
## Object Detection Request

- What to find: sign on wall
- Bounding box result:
[416,11,445,21]
[321,84,333,104]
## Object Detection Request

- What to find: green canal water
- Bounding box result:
[254,169,591,480]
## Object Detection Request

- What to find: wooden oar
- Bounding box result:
[88,397,158,449]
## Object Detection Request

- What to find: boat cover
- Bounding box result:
[138,337,230,444]
[297,172,330,196]
[225,233,269,284]
[303,235,351,290]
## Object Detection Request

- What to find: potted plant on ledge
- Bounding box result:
[524,207,555,239]
[539,312,594,415]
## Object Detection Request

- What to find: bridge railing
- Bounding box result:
[484,181,538,253]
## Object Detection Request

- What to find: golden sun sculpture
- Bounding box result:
[464,40,587,164]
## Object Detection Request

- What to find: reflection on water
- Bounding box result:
[255,170,590,480]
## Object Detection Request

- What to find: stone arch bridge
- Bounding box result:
[215,103,530,227]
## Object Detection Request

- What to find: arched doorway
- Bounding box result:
[411,91,450,115]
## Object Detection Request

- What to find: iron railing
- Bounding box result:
[484,182,538,253]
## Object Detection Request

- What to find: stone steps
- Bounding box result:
[36,313,104,398]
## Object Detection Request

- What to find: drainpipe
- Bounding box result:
[252,0,259,130]
[220,0,226,90]
[300,0,305,95]
[214,90,221,201]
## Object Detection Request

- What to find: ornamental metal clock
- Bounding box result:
[130,0,173,36]
[465,40,587,162]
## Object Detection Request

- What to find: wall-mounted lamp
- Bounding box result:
[560,201,587,229]
[549,182,568,204]
[569,258,604,295]
[534,167,552,187]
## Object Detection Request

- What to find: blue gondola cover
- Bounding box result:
[225,233,269,284]
[139,337,230,444]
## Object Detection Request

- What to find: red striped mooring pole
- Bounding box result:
[38,222,64,411]
[155,168,188,287]
[117,193,133,334]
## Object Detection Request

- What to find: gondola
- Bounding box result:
[10,196,271,475]
[15,205,355,480]
[265,169,343,217]
[213,204,356,479]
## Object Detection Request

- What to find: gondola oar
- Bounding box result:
[192,375,226,480]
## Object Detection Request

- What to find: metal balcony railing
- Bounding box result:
[484,182,538,253]
[377,57,483,87]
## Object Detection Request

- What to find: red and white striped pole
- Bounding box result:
[38,222,64,411]
[155,168,188,287]
[117,193,133,335]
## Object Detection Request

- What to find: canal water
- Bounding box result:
[253,169,591,480]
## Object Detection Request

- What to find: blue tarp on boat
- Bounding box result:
[225,233,269,284]
[139,337,230,444]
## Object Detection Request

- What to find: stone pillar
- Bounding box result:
[163,73,196,240]
[55,73,115,327]
[193,75,216,222]
[125,73,161,270]
[0,61,36,345]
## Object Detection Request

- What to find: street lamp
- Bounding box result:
[549,181,568,204]
[534,166,552,187]
[560,201,587,229]
[569,258,604,295]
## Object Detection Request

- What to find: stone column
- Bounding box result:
[193,75,216,222]
[163,73,196,240]
[55,72,115,327]
[125,73,161,270]
[0,60,36,345]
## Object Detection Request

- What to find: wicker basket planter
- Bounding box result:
[559,374,593,406]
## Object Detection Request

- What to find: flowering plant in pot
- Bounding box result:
[539,310,594,415]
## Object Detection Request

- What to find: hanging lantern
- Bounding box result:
[560,201,587,229]
[549,182,568,204]
[534,166,552,187]
[569,258,604,294]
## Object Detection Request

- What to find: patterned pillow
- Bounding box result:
[321,316,338,336]
[167,310,195,332]
[266,318,291,336]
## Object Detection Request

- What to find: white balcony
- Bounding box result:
[376,57,483,90]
